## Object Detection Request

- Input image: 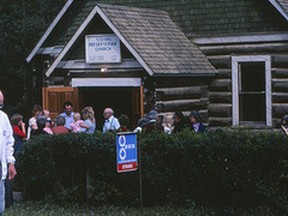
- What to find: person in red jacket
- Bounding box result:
[10,113,26,154]
[52,116,70,135]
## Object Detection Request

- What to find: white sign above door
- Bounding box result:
[85,34,121,63]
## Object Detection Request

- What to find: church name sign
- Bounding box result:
[85,34,121,63]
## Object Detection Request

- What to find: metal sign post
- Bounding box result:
[116,132,143,210]
[137,134,143,211]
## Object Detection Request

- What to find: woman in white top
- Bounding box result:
[27,104,42,139]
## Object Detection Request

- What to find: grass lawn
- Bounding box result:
[4,201,205,216]
[3,201,280,216]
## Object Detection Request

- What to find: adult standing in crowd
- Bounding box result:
[30,116,49,137]
[27,104,42,139]
[60,101,74,131]
[81,106,96,134]
[0,90,17,214]
[172,111,187,133]
[51,116,70,135]
[189,111,206,133]
[142,110,164,133]
[102,107,120,133]
[158,114,171,134]
[133,117,149,133]
[117,114,130,132]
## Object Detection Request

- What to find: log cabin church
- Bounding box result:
[26,0,288,129]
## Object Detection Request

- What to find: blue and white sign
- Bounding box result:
[85,34,121,63]
[116,132,138,173]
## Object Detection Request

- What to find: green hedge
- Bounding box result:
[17,129,288,212]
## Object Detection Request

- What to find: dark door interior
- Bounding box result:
[78,87,139,130]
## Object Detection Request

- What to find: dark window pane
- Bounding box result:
[239,94,265,121]
[240,62,265,92]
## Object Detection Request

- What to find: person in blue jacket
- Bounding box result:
[189,111,206,133]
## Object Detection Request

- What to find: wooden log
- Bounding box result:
[215,68,231,79]
[207,55,231,69]
[273,104,288,118]
[208,104,232,117]
[156,99,208,112]
[272,93,288,103]
[200,86,209,98]
[272,68,288,78]
[209,117,232,127]
[273,81,288,92]
[153,78,212,88]
[209,79,231,92]
[209,92,232,103]
[199,43,288,56]
[272,55,288,68]
[156,86,201,100]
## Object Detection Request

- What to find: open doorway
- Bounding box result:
[78,87,142,131]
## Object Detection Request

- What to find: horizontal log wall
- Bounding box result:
[195,37,288,127]
[272,56,288,122]
[144,77,212,123]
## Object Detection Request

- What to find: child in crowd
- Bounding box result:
[44,117,53,134]
[70,112,84,133]
[43,109,53,134]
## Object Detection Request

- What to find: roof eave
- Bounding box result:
[152,72,218,77]
[26,0,74,63]
[268,0,288,22]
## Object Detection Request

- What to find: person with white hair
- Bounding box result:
[102,107,120,133]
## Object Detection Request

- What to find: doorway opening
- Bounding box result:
[78,87,142,131]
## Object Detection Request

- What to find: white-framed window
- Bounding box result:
[232,56,271,126]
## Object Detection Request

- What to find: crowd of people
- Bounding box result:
[23,102,98,139]
[10,101,207,155]
[133,109,206,134]
[14,101,207,141]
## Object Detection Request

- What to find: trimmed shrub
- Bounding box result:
[17,129,288,213]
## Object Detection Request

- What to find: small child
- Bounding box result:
[44,117,53,134]
[70,112,84,133]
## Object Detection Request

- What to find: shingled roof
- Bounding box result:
[93,0,288,36]
[45,3,216,77]
[99,4,216,75]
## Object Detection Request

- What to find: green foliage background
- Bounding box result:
[16,130,288,214]
[0,0,65,116]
